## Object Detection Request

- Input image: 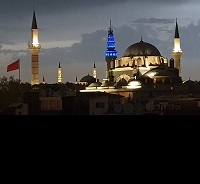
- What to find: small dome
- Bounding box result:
[114,78,128,88]
[128,80,142,86]
[88,82,102,87]
[123,40,161,57]
[141,67,178,78]
[181,79,200,94]
[80,74,96,85]
[182,80,199,88]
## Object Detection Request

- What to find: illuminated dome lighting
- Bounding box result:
[88,82,102,88]
[146,72,157,78]
[127,80,142,89]
[123,40,161,57]
[141,67,178,78]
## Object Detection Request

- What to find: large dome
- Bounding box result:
[123,40,161,57]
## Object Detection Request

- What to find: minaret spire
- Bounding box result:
[108,20,113,34]
[93,62,97,80]
[32,10,38,29]
[42,76,46,84]
[58,62,62,84]
[172,18,182,76]
[175,18,180,38]
[29,9,41,86]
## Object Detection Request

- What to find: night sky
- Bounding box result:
[1,0,200,83]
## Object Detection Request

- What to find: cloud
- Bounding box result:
[0,0,132,16]
[0,0,191,18]
[2,16,200,82]
[133,18,175,25]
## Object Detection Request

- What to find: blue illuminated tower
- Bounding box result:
[105,20,118,72]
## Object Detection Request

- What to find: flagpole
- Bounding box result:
[19,59,20,83]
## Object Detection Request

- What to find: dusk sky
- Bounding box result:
[1,0,200,83]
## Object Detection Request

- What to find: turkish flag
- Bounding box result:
[7,59,20,72]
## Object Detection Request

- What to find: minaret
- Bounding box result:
[105,20,118,80]
[172,19,182,75]
[58,62,62,84]
[93,62,97,81]
[29,10,41,85]
[42,76,46,84]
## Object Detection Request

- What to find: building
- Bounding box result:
[80,19,183,105]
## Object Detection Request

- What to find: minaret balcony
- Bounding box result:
[29,44,41,55]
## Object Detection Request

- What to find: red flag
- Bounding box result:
[7,59,20,72]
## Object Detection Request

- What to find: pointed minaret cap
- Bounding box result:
[32,10,38,29]
[175,18,180,38]
[94,62,96,68]
[59,62,61,68]
[108,19,113,34]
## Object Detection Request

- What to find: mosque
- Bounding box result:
[5,10,200,115]
[29,11,186,102]
[78,19,183,101]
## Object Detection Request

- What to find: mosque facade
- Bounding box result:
[79,19,183,102]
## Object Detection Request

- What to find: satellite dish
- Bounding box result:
[146,102,155,112]
[123,103,134,114]
[114,104,123,114]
